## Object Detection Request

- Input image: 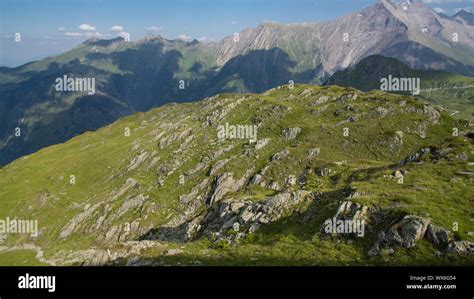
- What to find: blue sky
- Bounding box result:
[1,0,473,67]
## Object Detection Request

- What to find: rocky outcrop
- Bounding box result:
[334,201,369,223]
[425,224,450,245]
[208,170,253,206]
[116,194,147,218]
[60,202,102,239]
[368,216,462,256]
[126,151,150,172]
[249,174,264,186]
[110,178,139,202]
[200,191,311,243]
[281,127,301,140]
[447,241,473,255]
[369,215,430,255]
[399,147,453,166]
[271,149,289,161]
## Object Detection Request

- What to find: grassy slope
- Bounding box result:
[325,55,474,121]
[0,84,472,266]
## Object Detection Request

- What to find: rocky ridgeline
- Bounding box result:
[0,84,472,266]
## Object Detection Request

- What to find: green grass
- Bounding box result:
[0,84,472,266]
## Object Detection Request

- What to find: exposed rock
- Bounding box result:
[334,201,369,223]
[286,175,297,186]
[374,107,388,117]
[104,225,122,243]
[110,178,139,201]
[447,241,473,255]
[369,215,430,255]
[249,174,264,186]
[116,194,146,218]
[268,181,282,191]
[423,105,441,124]
[425,224,450,245]
[186,158,210,176]
[126,151,150,172]
[179,178,209,206]
[282,127,301,140]
[271,149,289,161]
[208,170,253,206]
[200,191,310,242]
[60,202,102,239]
[400,147,453,166]
[83,250,109,266]
[300,88,312,97]
[400,148,430,166]
[255,138,270,150]
[391,215,430,248]
[413,122,428,139]
[210,158,230,176]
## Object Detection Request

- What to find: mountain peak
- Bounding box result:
[453,9,474,26]
[82,37,125,47]
[454,9,471,17]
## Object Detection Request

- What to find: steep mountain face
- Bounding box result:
[214,0,474,76]
[453,10,474,27]
[1,0,474,165]
[324,55,474,121]
[0,85,472,266]
[0,36,219,165]
[380,0,474,70]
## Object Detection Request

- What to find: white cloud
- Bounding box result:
[231,21,237,24]
[177,34,191,41]
[146,26,163,32]
[65,32,83,37]
[79,24,96,31]
[197,37,207,41]
[434,7,447,13]
[87,31,103,37]
[58,27,65,31]
[110,25,124,32]
[65,31,103,37]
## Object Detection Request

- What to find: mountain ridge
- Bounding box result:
[1,0,474,165]
[0,84,472,266]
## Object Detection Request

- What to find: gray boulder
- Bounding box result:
[447,241,473,255]
[425,224,450,245]
[282,127,301,140]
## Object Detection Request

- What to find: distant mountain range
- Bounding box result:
[1,0,474,165]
